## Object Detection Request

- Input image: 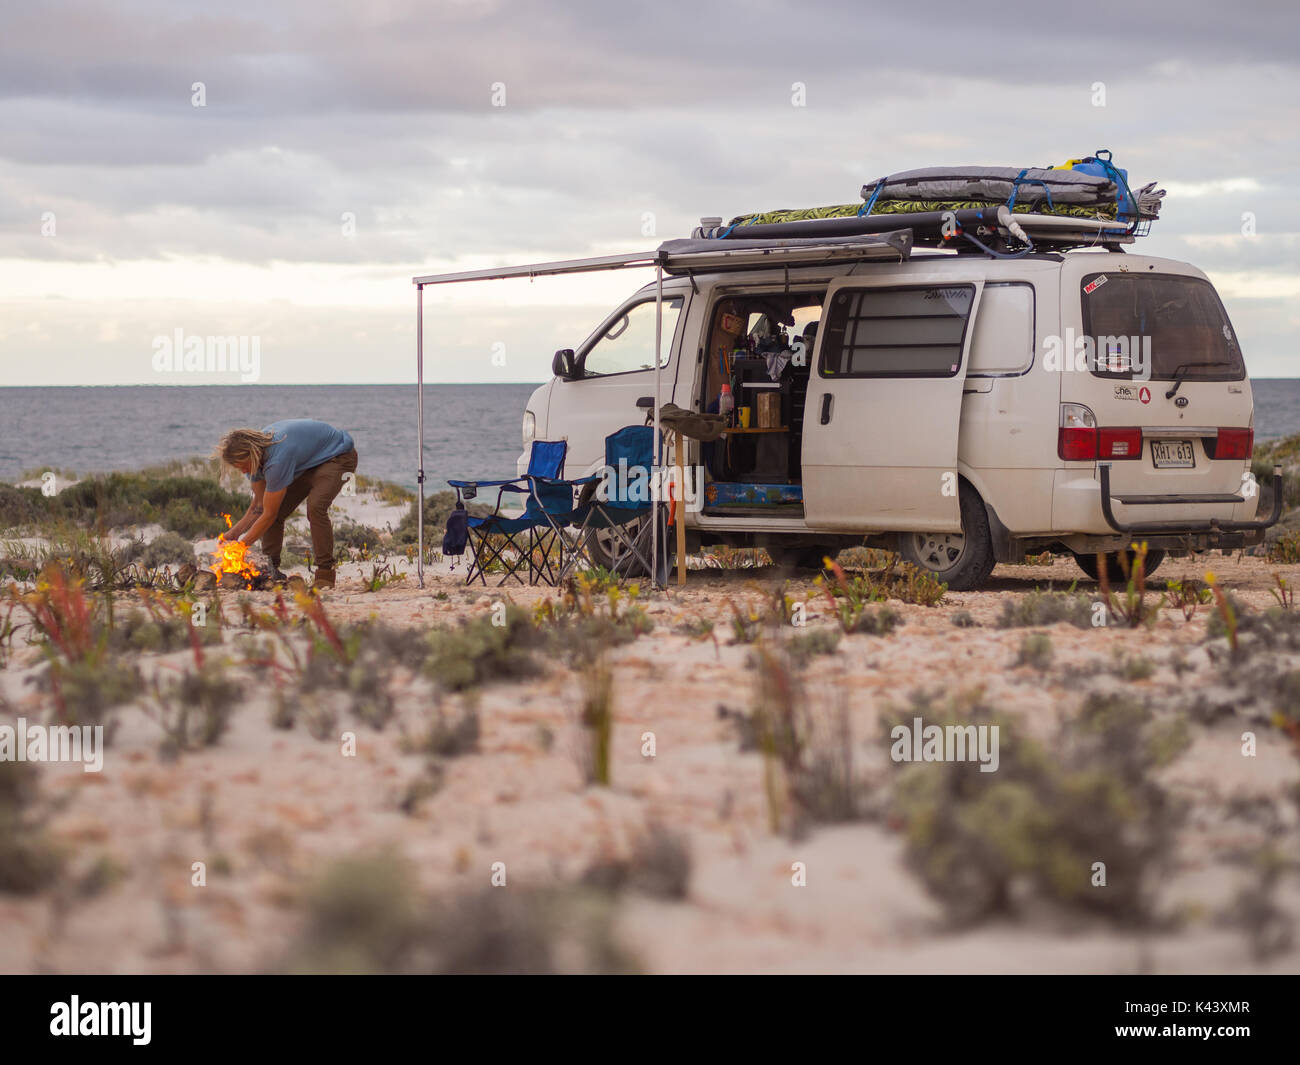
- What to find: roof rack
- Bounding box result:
[695,151,1166,255]
[692,204,1134,257]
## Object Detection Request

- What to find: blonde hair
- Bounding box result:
[215,428,275,473]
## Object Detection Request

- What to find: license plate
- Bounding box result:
[1151,439,1195,468]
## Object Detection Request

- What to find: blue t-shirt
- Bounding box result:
[250,420,354,493]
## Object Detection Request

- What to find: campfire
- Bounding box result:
[210,513,265,589]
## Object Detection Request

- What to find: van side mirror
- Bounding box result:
[552,348,577,379]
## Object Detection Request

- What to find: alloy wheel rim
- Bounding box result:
[909,531,967,572]
[595,519,641,564]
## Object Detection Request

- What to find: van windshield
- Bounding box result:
[1082,273,1244,381]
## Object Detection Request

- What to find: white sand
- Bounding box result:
[2,523,1299,973]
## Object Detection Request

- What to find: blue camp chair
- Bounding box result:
[563,425,668,583]
[448,440,573,586]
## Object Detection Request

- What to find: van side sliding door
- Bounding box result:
[802,280,979,532]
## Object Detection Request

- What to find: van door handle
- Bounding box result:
[819,393,833,425]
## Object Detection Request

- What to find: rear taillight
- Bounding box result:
[1058,403,1097,460]
[1058,404,1141,461]
[1099,427,1142,459]
[1205,427,1253,461]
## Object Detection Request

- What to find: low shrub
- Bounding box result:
[997,590,1095,629]
[281,849,639,974]
[424,606,543,691]
[1014,632,1053,671]
[123,531,196,569]
[0,760,63,894]
[885,691,1188,927]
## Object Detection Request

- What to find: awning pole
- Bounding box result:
[652,260,663,588]
[416,283,425,588]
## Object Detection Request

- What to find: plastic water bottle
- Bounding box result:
[719,382,734,425]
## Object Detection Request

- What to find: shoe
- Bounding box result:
[266,565,288,586]
[311,568,336,591]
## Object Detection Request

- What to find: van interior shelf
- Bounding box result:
[721,426,788,434]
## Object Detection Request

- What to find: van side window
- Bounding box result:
[581,297,683,378]
[819,285,975,378]
[968,282,1035,377]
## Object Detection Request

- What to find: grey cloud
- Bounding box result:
[2,0,1298,381]
[2,0,1297,125]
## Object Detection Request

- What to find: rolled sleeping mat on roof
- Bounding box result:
[693,207,1006,242]
[861,166,1116,207]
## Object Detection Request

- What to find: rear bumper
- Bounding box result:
[1098,461,1282,540]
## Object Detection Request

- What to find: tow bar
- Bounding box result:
[1098,462,1283,535]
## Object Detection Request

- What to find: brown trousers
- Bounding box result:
[261,448,358,572]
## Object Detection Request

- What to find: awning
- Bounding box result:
[412,252,658,287]
[410,229,911,287]
[656,230,912,273]
[410,227,912,589]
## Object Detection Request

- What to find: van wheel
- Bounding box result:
[1073,549,1165,583]
[585,519,653,576]
[896,483,996,591]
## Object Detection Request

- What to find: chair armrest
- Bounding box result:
[448,477,525,489]
[533,474,600,487]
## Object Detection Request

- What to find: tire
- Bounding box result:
[584,517,658,577]
[1073,548,1165,583]
[770,545,839,571]
[896,482,997,591]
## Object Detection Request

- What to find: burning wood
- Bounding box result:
[209,513,272,590]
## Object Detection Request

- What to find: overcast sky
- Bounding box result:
[1,0,1297,385]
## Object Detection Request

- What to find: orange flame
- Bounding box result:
[211,513,260,586]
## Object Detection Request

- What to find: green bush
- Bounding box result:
[46,474,249,537]
[788,627,842,664]
[281,849,639,974]
[334,521,385,551]
[405,702,480,757]
[155,661,243,755]
[0,761,63,894]
[424,606,544,691]
[885,691,1187,927]
[1015,632,1054,670]
[0,484,50,532]
[115,610,209,654]
[998,590,1095,629]
[37,657,140,733]
[126,531,196,569]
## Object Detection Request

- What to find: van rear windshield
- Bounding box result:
[1081,273,1244,381]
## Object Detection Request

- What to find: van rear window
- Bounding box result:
[820,285,974,378]
[1081,273,1244,381]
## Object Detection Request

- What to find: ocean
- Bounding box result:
[3,380,1300,490]
[0,384,539,493]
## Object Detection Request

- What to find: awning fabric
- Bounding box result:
[412,230,911,287]
[656,230,911,273]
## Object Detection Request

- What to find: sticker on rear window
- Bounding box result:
[1083,276,1108,294]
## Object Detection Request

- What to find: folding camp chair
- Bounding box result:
[448,440,574,586]
[563,424,668,583]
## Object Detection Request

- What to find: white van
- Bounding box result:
[516,245,1279,589]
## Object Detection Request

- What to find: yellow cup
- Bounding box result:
[738,406,751,428]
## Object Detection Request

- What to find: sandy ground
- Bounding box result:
[2,487,1299,974]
